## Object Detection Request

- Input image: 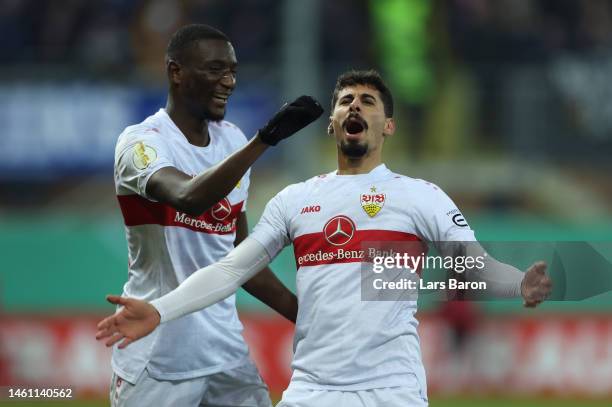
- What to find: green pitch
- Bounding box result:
[431,398,612,407]
[2,398,611,407]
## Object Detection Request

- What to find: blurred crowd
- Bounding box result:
[1,0,611,167]
[446,0,612,156]
[0,0,280,80]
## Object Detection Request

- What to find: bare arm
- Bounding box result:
[146,95,324,216]
[236,213,298,323]
[147,137,267,216]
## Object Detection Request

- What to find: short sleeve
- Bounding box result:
[223,122,250,212]
[250,191,291,260]
[413,183,476,243]
[114,130,174,199]
[240,168,251,213]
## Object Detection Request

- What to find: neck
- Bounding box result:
[336,147,382,175]
[165,96,210,147]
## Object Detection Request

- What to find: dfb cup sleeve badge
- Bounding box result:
[361,187,385,217]
[132,141,157,170]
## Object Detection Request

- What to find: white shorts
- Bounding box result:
[277,383,428,407]
[110,361,272,407]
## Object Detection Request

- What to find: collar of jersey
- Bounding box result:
[159,108,215,148]
[331,163,389,178]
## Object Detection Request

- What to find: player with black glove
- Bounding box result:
[108,23,322,407]
[145,95,324,217]
[257,95,324,145]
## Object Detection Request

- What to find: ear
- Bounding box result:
[327,123,334,136]
[166,59,182,86]
[383,118,395,138]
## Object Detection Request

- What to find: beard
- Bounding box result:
[200,102,226,121]
[205,109,225,121]
[340,140,368,158]
[185,96,226,122]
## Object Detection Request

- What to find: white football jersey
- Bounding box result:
[113,109,251,382]
[251,164,475,391]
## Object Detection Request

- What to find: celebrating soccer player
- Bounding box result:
[108,24,322,407]
[99,70,551,406]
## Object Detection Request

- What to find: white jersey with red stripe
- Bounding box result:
[250,164,475,391]
[112,109,251,382]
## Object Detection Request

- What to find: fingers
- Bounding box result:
[529,261,547,275]
[524,288,546,307]
[523,296,545,307]
[522,261,552,308]
[523,298,541,308]
[96,314,122,343]
[523,277,553,309]
[95,316,134,348]
[106,295,128,306]
[533,260,546,268]
[535,261,547,272]
[258,95,323,145]
[542,276,553,292]
[96,316,117,334]
[118,337,134,349]
[292,95,317,107]
[95,327,114,340]
[97,330,134,349]
[291,96,310,106]
[291,95,324,118]
[104,333,126,348]
[523,289,548,306]
[536,270,553,298]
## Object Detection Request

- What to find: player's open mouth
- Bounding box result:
[343,116,368,138]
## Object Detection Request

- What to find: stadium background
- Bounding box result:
[1,0,611,405]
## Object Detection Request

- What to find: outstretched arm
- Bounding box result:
[412,183,552,307]
[96,237,271,348]
[236,213,297,323]
[441,241,552,306]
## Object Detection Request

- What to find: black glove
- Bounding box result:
[257,95,324,146]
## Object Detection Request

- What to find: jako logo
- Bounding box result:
[301,205,321,214]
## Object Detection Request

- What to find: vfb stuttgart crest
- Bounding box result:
[361,189,385,217]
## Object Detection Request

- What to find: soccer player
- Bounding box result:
[99,70,552,406]
[109,24,323,407]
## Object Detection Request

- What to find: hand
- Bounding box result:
[95,295,161,349]
[257,95,324,145]
[521,261,553,307]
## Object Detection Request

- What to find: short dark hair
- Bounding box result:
[331,70,394,118]
[166,24,230,63]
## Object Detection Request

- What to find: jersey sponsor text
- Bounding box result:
[174,211,237,233]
